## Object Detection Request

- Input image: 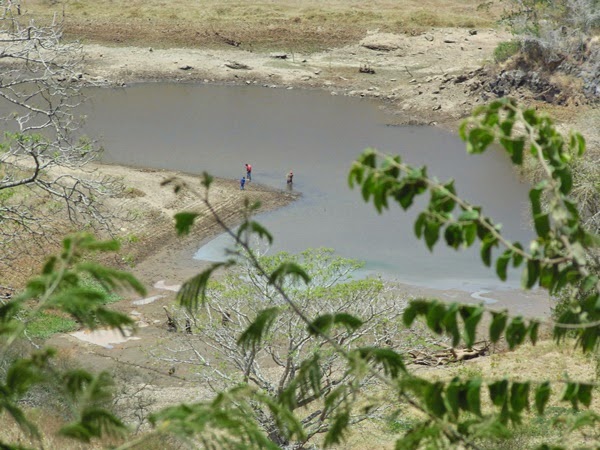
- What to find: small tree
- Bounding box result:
[0,6,122,276]
[160,248,438,448]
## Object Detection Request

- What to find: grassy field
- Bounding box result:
[25,0,502,51]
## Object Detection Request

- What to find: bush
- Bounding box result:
[494,40,521,62]
[25,312,78,339]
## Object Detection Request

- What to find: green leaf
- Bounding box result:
[535,382,551,415]
[458,210,479,221]
[557,168,572,194]
[237,307,281,351]
[424,382,446,418]
[489,311,508,344]
[500,137,525,164]
[528,321,540,345]
[403,299,432,327]
[353,347,406,378]
[60,408,126,442]
[461,306,484,348]
[466,378,482,416]
[522,260,540,289]
[424,220,441,251]
[442,304,461,347]
[571,132,586,156]
[414,213,427,239]
[505,317,527,350]
[562,382,580,409]
[426,301,446,334]
[489,379,509,407]
[324,411,350,447]
[268,262,311,286]
[512,242,524,267]
[201,171,214,188]
[467,128,494,154]
[444,377,462,419]
[238,220,274,245]
[496,250,512,281]
[177,261,234,312]
[577,383,593,408]
[480,235,497,267]
[510,382,530,414]
[529,185,543,215]
[581,275,599,294]
[308,313,363,336]
[174,212,200,236]
[569,411,600,432]
[533,213,551,238]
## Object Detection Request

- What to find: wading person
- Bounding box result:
[245,163,252,181]
[287,170,293,186]
[240,176,246,190]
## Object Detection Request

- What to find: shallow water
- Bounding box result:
[80,83,532,291]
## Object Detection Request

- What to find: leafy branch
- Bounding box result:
[148,100,598,449]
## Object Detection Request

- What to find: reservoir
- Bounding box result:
[82,83,532,292]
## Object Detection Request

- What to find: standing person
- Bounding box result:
[287,170,293,186]
[240,176,246,190]
[245,163,252,181]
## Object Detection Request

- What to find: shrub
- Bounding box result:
[494,40,521,62]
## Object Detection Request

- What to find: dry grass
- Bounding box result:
[24,0,502,51]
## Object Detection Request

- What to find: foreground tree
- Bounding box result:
[0,233,145,448]
[160,248,439,447]
[0,4,121,276]
[150,99,599,449]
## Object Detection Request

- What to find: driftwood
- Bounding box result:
[225,61,251,70]
[408,341,490,366]
[163,306,178,332]
[215,31,241,47]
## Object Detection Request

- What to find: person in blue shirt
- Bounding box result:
[240,176,246,190]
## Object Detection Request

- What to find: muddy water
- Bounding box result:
[82,84,536,298]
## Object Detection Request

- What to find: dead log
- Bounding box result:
[407,341,489,366]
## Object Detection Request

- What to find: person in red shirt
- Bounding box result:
[245,163,252,181]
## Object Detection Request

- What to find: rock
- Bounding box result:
[270,52,288,59]
[410,78,417,83]
[360,32,406,53]
[443,38,456,44]
[424,34,434,42]
[179,65,193,71]
[432,105,442,111]
[469,29,478,35]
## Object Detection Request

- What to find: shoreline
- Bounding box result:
[76,37,560,318]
